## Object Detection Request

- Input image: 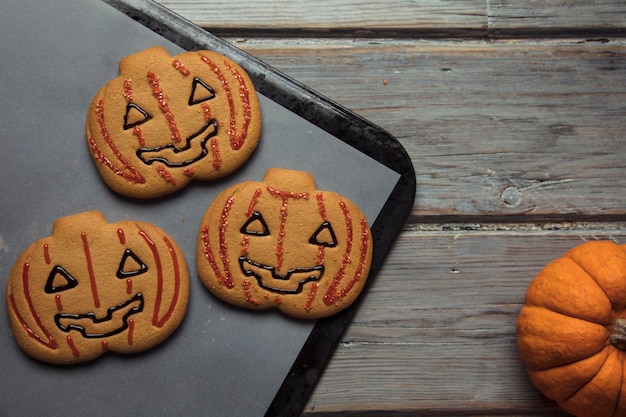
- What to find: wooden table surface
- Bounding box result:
[156,1,626,415]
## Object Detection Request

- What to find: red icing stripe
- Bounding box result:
[156,235,182,327]
[8,263,58,349]
[66,335,80,357]
[138,230,163,326]
[89,100,146,184]
[323,203,370,306]
[305,282,319,312]
[123,78,133,102]
[242,279,260,305]
[266,186,309,270]
[200,55,252,150]
[245,188,263,217]
[156,164,177,185]
[122,78,147,146]
[117,227,126,245]
[81,232,101,308]
[172,59,190,76]
[241,188,263,255]
[315,192,327,266]
[200,197,236,289]
[137,230,182,328]
[203,103,222,170]
[127,318,135,345]
[147,71,182,143]
[43,243,51,265]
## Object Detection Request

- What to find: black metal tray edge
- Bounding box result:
[102,1,417,415]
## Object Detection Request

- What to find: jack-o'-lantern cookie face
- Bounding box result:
[86,46,261,198]
[197,168,373,319]
[5,211,189,364]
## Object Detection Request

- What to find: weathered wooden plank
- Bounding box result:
[302,229,626,415]
[222,38,626,219]
[489,0,626,36]
[159,0,487,35]
[158,0,626,38]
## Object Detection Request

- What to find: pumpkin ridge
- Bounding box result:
[525,335,609,372]
[610,355,624,417]
[561,346,613,403]
[564,253,615,313]
[524,298,610,327]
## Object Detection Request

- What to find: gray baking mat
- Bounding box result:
[0,0,400,416]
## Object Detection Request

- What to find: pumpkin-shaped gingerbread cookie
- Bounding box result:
[197,168,373,319]
[6,211,189,364]
[87,46,261,198]
[517,240,626,417]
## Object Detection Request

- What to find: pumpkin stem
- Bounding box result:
[610,319,626,350]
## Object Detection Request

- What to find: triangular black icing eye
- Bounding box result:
[240,212,270,236]
[123,103,152,130]
[309,221,338,247]
[189,77,216,105]
[117,249,148,279]
[45,266,78,294]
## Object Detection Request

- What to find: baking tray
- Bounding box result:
[0,0,416,416]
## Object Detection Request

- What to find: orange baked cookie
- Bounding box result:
[6,211,189,364]
[86,46,261,198]
[197,168,373,319]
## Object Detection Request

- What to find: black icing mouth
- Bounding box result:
[54,293,144,338]
[239,257,324,295]
[136,119,218,167]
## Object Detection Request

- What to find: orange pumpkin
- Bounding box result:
[196,168,373,319]
[6,211,189,364]
[517,240,626,417]
[86,46,261,198]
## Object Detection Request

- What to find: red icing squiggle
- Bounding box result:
[201,225,228,287]
[128,318,135,345]
[242,279,260,304]
[210,138,221,171]
[122,79,147,146]
[147,71,182,143]
[66,335,80,357]
[43,243,51,265]
[172,59,190,76]
[266,186,309,270]
[156,164,177,185]
[219,197,236,288]
[241,234,251,256]
[157,235,182,326]
[200,197,236,289]
[8,263,58,349]
[82,232,101,308]
[305,282,319,312]
[117,228,126,245]
[203,103,222,170]
[123,79,133,102]
[323,203,370,306]
[138,230,181,328]
[240,188,263,255]
[200,55,252,150]
[89,100,146,184]
[246,188,263,217]
[315,193,327,266]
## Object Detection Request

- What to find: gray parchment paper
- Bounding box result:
[0,0,400,416]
